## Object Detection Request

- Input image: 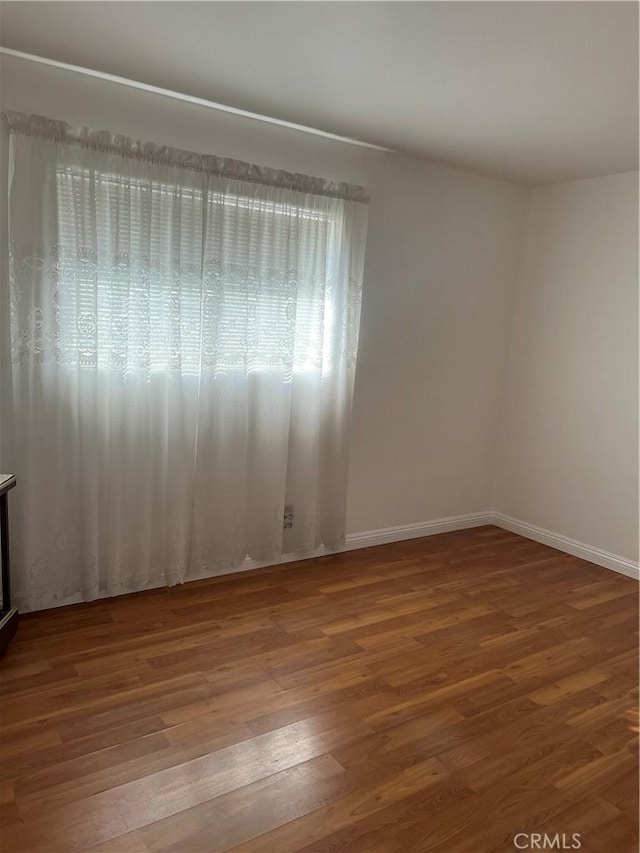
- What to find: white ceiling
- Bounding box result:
[0,1,637,184]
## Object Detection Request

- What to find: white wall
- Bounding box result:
[494,172,639,562]
[0,53,529,537]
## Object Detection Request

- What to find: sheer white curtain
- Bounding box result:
[3,112,368,612]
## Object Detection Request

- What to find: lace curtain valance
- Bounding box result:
[5,111,369,202]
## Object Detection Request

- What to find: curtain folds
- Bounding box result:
[3,111,368,612]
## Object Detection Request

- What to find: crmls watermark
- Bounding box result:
[513,833,582,850]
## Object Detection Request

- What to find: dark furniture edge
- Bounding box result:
[0,608,18,657]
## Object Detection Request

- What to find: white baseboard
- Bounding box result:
[490,512,640,581]
[240,512,494,571]
[346,512,639,582]
[343,511,639,582]
[344,512,493,550]
[22,509,637,613]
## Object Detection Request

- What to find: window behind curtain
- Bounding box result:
[55,166,337,377]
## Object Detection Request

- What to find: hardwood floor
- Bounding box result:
[0,525,637,852]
